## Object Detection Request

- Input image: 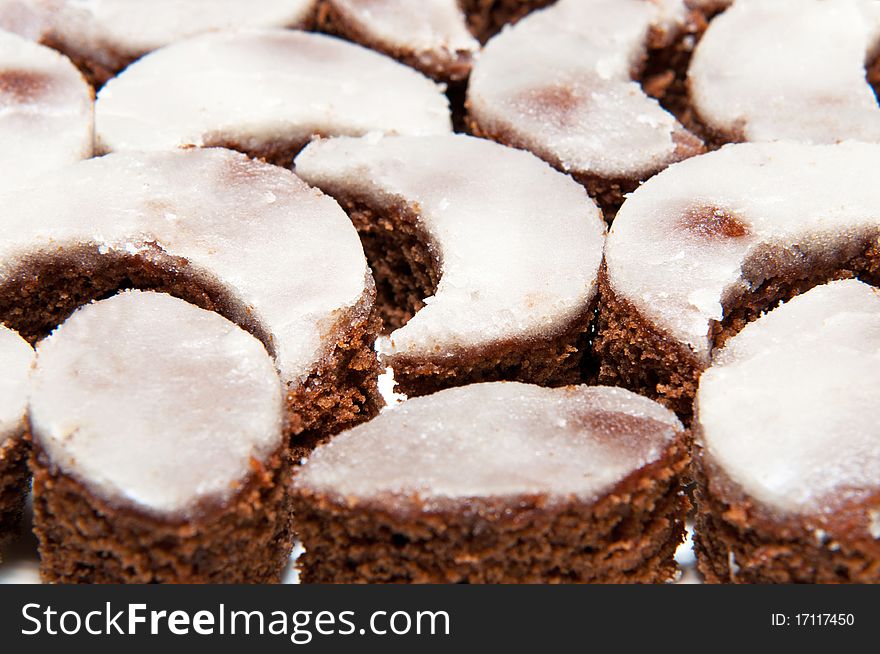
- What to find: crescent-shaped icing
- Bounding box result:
[30,291,284,515]
[95,29,452,160]
[295,133,605,366]
[467,0,701,186]
[318,0,479,81]
[697,280,880,516]
[688,0,880,143]
[0,29,93,191]
[604,141,880,365]
[0,147,371,387]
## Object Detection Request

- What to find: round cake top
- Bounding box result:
[95,29,452,156]
[30,291,283,516]
[689,0,880,144]
[324,0,479,81]
[0,324,33,445]
[697,280,880,518]
[467,0,697,179]
[604,141,880,364]
[295,134,605,360]
[0,147,370,384]
[0,0,316,58]
[0,29,93,191]
[294,383,683,506]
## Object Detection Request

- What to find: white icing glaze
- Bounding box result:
[325,0,479,80]
[294,383,682,504]
[95,29,451,156]
[295,134,605,361]
[0,324,33,446]
[30,291,283,515]
[697,280,880,516]
[604,141,880,364]
[0,147,370,385]
[0,29,93,191]
[689,0,880,144]
[467,0,695,179]
[0,0,316,63]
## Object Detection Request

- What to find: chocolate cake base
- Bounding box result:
[0,434,28,555]
[292,437,689,583]
[331,195,597,398]
[458,0,554,43]
[596,240,880,421]
[31,443,293,584]
[0,246,383,457]
[693,450,880,583]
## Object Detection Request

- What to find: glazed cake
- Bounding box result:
[0,0,317,86]
[30,291,290,583]
[295,133,605,397]
[94,29,451,167]
[694,280,880,583]
[467,0,704,214]
[292,383,689,583]
[688,0,880,146]
[317,0,479,82]
[0,325,32,554]
[597,141,880,418]
[0,147,382,455]
[0,29,92,192]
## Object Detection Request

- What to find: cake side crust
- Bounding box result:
[0,432,29,554]
[693,446,880,584]
[292,436,690,583]
[31,441,293,584]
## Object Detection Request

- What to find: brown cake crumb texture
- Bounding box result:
[458,0,554,43]
[693,447,880,583]
[0,245,383,455]
[292,436,690,583]
[0,433,29,554]
[31,442,293,583]
[595,236,880,422]
[333,194,597,398]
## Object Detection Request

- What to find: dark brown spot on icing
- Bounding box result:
[512,83,584,128]
[571,409,674,454]
[0,69,53,103]
[680,206,750,240]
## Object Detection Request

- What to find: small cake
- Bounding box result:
[597,141,880,419]
[0,0,317,86]
[688,0,880,145]
[95,29,452,167]
[292,383,689,583]
[458,0,554,42]
[0,29,93,192]
[317,0,480,82]
[0,324,32,553]
[0,147,382,454]
[467,0,704,215]
[295,134,605,398]
[30,291,290,583]
[694,280,880,583]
